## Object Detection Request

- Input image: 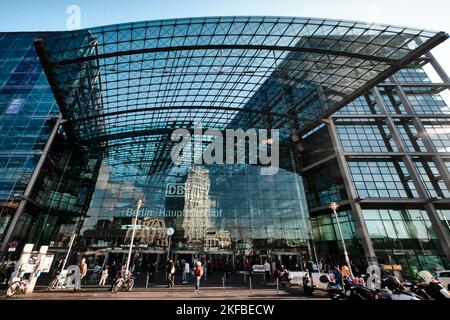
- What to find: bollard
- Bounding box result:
[276,277,279,295]
[146,272,149,291]
[222,275,225,291]
[249,276,252,295]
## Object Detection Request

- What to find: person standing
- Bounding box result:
[99,268,108,287]
[75,257,87,291]
[167,259,175,288]
[264,260,271,282]
[183,261,190,284]
[331,265,343,287]
[194,261,203,291]
[107,261,116,283]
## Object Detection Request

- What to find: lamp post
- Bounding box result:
[125,199,143,273]
[166,227,174,260]
[329,202,353,277]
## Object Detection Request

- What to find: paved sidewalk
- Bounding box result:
[0,285,328,300]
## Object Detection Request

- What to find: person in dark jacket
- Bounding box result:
[331,264,343,287]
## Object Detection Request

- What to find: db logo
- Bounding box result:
[166,184,185,197]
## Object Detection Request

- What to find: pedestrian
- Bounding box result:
[264,260,271,282]
[108,261,116,283]
[75,257,87,291]
[341,264,350,279]
[167,259,175,288]
[99,268,108,287]
[331,265,343,287]
[194,261,203,291]
[183,261,190,284]
[79,257,87,279]
[271,260,276,280]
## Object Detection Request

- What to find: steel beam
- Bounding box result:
[372,87,450,260]
[389,75,450,193]
[326,117,378,265]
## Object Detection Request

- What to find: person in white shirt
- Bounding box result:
[183,261,190,284]
[99,269,108,287]
[264,260,271,282]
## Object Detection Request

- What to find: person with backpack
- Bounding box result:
[331,264,343,287]
[194,261,203,291]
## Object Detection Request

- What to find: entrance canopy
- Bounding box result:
[34,16,447,169]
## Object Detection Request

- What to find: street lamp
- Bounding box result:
[329,202,353,278]
[125,199,143,273]
[166,227,175,260]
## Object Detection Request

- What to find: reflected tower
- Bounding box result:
[180,166,211,244]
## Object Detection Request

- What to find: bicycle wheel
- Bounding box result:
[127,279,134,291]
[47,277,58,291]
[112,279,122,293]
[6,282,19,297]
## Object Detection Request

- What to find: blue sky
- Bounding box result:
[1,0,449,74]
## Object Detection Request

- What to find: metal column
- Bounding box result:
[372,87,450,260]
[0,118,64,255]
[326,117,378,265]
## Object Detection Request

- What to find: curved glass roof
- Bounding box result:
[33,16,447,171]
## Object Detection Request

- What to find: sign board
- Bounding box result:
[166,183,185,197]
[9,241,18,248]
[252,265,265,273]
[383,264,393,271]
[392,264,402,271]
[7,247,16,252]
[39,255,55,273]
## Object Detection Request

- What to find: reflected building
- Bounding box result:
[0,17,449,274]
[180,166,212,244]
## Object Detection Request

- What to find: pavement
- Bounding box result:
[0,284,328,300]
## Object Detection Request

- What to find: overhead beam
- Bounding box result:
[50,44,397,67]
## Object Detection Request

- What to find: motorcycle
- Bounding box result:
[319,275,377,300]
[381,276,423,300]
[403,280,431,300]
[419,271,450,300]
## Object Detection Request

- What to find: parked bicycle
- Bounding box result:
[111,271,134,293]
[47,270,69,290]
[6,273,30,297]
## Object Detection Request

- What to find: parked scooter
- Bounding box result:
[320,275,380,300]
[320,274,346,300]
[403,280,432,300]
[419,271,450,300]
[381,276,423,300]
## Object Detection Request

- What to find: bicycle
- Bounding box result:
[111,271,134,293]
[47,271,68,290]
[6,273,29,297]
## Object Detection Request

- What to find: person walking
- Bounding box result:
[183,261,190,284]
[99,268,108,287]
[194,261,203,291]
[75,257,87,291]
[167,259,175,288]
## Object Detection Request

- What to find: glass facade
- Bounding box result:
[0,17,449,278]
[0,33,60,245]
